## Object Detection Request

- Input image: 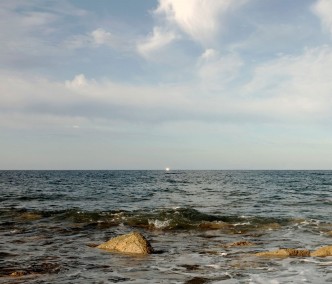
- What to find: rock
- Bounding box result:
[27,262,61,274]
[20,212,42,221]
[256,248,310,257]
[184,277,209,284]
[199,221,232,230]
[311,245,332,257]
[97,231,153,255]
[258,223,281,230]
[226,240,255,247]
[10,271,27,277]
[180,264,200,271]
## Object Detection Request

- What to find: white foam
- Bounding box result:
[148,219,170,229]
[234,222,251,226]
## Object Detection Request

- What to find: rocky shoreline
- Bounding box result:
[2,210,332,282]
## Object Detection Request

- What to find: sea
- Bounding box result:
[0,170,332,283]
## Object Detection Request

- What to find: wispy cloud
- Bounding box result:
[0,1,89,69]
[242,45,332,121]
[2,43,332,133]
[137,26,178,58]
[63,28,117,49]
[197,49,243,90]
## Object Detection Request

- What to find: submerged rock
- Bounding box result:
[185,277,209,284]
[9,271,27,277]
[97,231,153,255]
[311,245,332,257]
[180,264,200,271]
[2,262,61,278]
[256,248,310,257]
[19,212,42,221]
[199,221,232,230]
[226,240,255,247]
[258,223,281,230]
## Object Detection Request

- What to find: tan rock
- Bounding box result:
[311,245,332,257]
[256,248,310,257]
[97,231,153,255]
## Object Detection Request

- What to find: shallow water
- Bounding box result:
[0,170,332,283]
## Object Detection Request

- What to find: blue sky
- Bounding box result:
[1,0,332,170]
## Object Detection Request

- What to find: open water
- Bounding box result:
[0,170,332,283]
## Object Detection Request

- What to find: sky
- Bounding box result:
[1,0,332,170]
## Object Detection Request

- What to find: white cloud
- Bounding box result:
[200,48,219,60]
[65,74,88,89]
[90,28,113,46]
[312,0,332,36]
[154,0,247,46]
[137,26,178,58]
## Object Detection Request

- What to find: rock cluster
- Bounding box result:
[97,231,153,255]
[256,248,310,257]
[256,245,332,257]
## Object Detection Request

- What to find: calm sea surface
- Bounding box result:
[1,170,332,283]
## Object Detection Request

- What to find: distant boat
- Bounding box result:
[165,167,170,172]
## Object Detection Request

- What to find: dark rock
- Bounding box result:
[180,264,200,271]
[28,262,61,274]
[185,277,209,284]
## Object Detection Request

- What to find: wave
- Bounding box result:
[0,207,303,232]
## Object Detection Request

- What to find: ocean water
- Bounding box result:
[0,170,332,283]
